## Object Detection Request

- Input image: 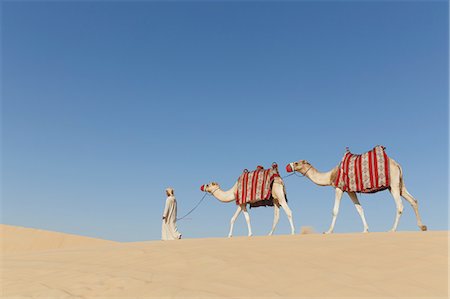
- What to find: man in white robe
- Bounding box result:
[161,187,182,240]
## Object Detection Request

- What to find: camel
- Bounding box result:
[286,156,427,234]
[200,178,295,237]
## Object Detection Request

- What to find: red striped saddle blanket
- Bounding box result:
[235,164,280,207]
[333,146,390,193]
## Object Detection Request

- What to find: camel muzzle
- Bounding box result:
[286,163,293,173]
[200,185,205,192]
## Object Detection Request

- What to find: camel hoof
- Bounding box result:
[228,235,232,238]
[363,230,369,233]
[388,229,396,233]
[421,225,428,231]
[323,231,332,235]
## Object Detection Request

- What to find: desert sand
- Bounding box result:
[1,224,448,298]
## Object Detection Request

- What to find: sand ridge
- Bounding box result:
[1,225,448,298]
[0,224,117,253]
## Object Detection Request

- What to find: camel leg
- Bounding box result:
[389,187,404,232]
[268,202,280,236]
[228,205,242,238]
[241,205,253,237]
[401,186,427,231]
[325,188,343,234]
[279,201,295,235]
[272,184,295,235]
[348,192,369,233]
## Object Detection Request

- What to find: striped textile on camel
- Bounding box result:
[235,164,280,207]
[333,146,390,193]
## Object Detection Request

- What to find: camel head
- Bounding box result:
[200,182,221,193]
[286,160,312,175]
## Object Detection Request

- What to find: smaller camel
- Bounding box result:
[286,152,427,233]
[200,178,295,237]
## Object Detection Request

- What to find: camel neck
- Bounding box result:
[212,182,237,203]
[305,166,337,186]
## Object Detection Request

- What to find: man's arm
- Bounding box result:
[162,198,171,222]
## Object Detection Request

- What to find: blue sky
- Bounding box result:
[2,1,448,241]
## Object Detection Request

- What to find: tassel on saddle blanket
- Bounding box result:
[333,145,390,193]
[235,163,282,208]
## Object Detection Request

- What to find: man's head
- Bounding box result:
[165,187,174,197]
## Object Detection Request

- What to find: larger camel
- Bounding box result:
[286,155,427,233]
[200,177,295,237]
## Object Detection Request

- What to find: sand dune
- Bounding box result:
[0,224,116,253]
[1,225,448,298]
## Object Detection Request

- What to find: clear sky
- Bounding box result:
[2,1,448,241]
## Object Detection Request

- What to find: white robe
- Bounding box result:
[161,196,181,240]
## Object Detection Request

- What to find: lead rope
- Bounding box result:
[176,193,208,221]
[282,172,295,179]
[176,187,220,221]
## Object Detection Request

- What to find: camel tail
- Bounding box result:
[397,163,405,194]
[283,184,288,202]
[390,158,405,194]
